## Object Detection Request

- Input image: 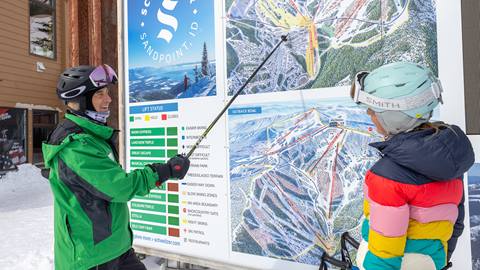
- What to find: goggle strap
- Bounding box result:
[356,85,441,111]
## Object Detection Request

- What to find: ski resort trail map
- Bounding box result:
[226,0,438,95]
[229,101,382,265]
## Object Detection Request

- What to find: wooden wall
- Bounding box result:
[0,0,120,163]
[0,0,66,110]
[0,0,66,163]
[69,0,119,130]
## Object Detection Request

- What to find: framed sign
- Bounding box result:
[122,1,471,269]
[0,108,27,165]
[29,0,56,59]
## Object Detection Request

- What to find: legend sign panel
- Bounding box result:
[125,100,229,259]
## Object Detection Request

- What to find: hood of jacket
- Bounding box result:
[42,113,114,168]
[370,125,475,181]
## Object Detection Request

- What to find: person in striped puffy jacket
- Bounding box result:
[350,62,475,270]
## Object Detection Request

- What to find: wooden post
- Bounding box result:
[27,109,33,163]
[89,0,102,65]
[69,0,79,66]
[62,0,69,68]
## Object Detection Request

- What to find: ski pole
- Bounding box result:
[186,35,288,158]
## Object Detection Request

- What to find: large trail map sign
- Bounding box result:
[123,1,472,269]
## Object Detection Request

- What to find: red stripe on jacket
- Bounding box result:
[365,170,463,207]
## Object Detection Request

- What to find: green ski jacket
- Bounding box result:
[42,113,160,270]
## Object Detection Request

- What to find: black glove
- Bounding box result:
[148,155,190,182]
[167,154,190,179]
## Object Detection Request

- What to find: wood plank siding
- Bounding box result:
[0,0,66,110]
[0,0,120,164]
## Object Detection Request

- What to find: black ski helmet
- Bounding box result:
[56,65,118,109]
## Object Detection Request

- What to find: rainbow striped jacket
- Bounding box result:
[360,125,474,270]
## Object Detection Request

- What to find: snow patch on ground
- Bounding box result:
[0,164,170,270]
[0,164,54,270]
[0,164,52,212]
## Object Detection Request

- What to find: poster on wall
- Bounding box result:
[469,163,480,270]
[226,0,438,95]
[127,0,216,102]
[29,0,56,59]
[0,108,27,166]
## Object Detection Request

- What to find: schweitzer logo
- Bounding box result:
[140,0,200,65]
[156,0,178,43]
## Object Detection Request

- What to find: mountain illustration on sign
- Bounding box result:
[229,101,381,265]
[129,42,216,102]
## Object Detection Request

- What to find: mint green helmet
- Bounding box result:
[351,62,443,135]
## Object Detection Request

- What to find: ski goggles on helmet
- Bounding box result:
[89,64,118,88]
[350,71,443,112]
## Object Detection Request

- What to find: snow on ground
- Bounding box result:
[0,164,54,270]
[0,164,175,270]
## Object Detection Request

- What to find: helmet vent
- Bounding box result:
[395,83,406,87]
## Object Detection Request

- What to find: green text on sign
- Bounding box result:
[130,128,165,136]
[130,139,165,147]
[131,222,166,235]
[135,193,166,202]
[130,160,164,167]
[131,212,166,224]
[131,202,166,213]
[130,149,166,158]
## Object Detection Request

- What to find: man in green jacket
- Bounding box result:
[42,64,190,270]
